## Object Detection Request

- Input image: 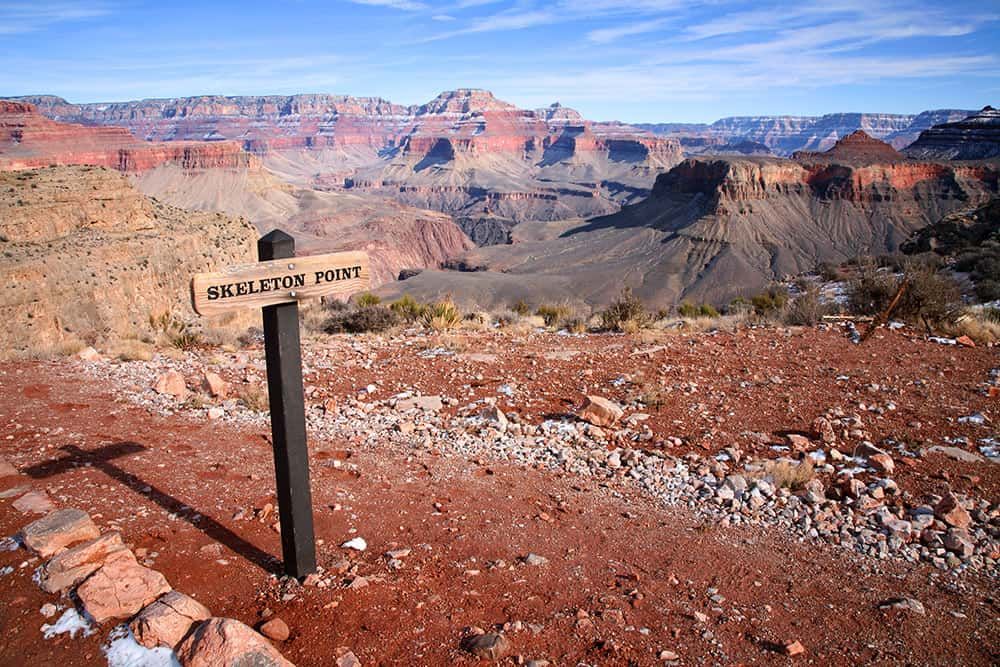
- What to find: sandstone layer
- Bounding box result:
[0,101,251,172]
[0,166,258,358]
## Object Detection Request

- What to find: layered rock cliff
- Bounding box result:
[384,145,999,309]
[903,107,1000,160]
[12,90,683,227]
[0,101,252,172]
[638,109,975,156]
[0,166,258,357]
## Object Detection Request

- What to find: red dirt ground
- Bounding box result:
[0,326,997,666]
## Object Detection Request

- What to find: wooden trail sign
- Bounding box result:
[191,230,370,578]
[192,250,370,316]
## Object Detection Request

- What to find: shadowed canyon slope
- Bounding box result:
[16,90,684,229]
[903,106,1000,160]
[0,166,258,357]
[382,133,999,309]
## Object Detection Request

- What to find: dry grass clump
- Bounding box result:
[109,339,154,361]
[763,459,815,490]
[324,305,399,334]
[784,285,833,326]
[938,309,1000,344]
[389,294,428,323]
[677,301,719,318]
[149,311,203,350]
[535,303,572,327]
[422,298,462,331]
[600,288,650,332]
[237,384,270,412]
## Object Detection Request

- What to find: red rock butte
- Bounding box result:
[0,101,254,172]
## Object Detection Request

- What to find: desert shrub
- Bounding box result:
[511,299,531,316]
[983,307,1000,323]
[727,296,754,317]
[784,286,829,326]
[764,459,815,490]
[422,298,462,331]
[389,295,428,323]
[896,263,962,322]
[750,285,789,317]
[111,339,154,361]
[846,261,898,315]
[563,318,587,334]
[149,311,202,350]
[355,292,381,308]
[847,259,961,322]
[237,384,269,412]
[535,303,571,327]
[324,305,399,333]
[678,301,719,318]
[817,261,842,282]
[600,287,650,332]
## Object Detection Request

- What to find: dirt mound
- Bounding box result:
[793,130,903,163]
[0,166,257,357]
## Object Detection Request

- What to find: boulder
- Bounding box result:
[177,618,295,667]
[19,509,100,557]
[153,370,188,400]
[259,617,290,641]
[578,396,624,427]
[12,490,54,514]
[203,371,230,399]
[867,453,894,475]
[130,591,212,650]
[38,530,130,593]
[77,346,101,361]
[77,551,171,623]
[396,395,443,412]
[0,458,17,477]
[934,493,972,529]
[811,417,836,444]
[461,632,511,660]
[944,527,975,558]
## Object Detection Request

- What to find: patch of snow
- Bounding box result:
[41,608,93,639]
[958,413,987,425]
[928,336,957,345]
[342,536,367,551]
[497,384,514,397]
[104,625,180,667]
[0,536,19,551]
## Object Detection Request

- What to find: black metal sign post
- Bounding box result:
[258,230,317,578]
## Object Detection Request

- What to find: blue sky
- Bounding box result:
[1,0,998,122]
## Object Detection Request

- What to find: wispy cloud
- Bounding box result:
[0,1,111,34]
[587,18,669,43]
[346,0,428,11]
[419,9,556,42]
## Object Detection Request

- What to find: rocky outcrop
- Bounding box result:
[903,107,1000,160]
[793,130,903,164]
[0,166,257,358]
[0,101,253,172]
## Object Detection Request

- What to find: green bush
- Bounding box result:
[847,259,961,322]
[389,295,427,322]
[599,288,650,332]
[324,305,399,333]
[355,292,381,308]
[677,301,719,318]
[751,285,789,316]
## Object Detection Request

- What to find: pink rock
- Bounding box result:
[38,530,130,594]
[259,617,290,641]
[203,371,230,399]
[811,417,836,444]
[785,433,812,451]
[0,458,17,477]
[935,493,972,529]
[867,453,895,475]
[335,648,362,667]
[177,618,295,667]
[578,396,624,427]
[12,490,54,514]
[77,551,171,624]
[130,591,212,650]
[153,371,188,400]
[77,346,101,361]
[19,508,100,557]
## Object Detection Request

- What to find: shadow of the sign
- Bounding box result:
[21,443,279,574]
